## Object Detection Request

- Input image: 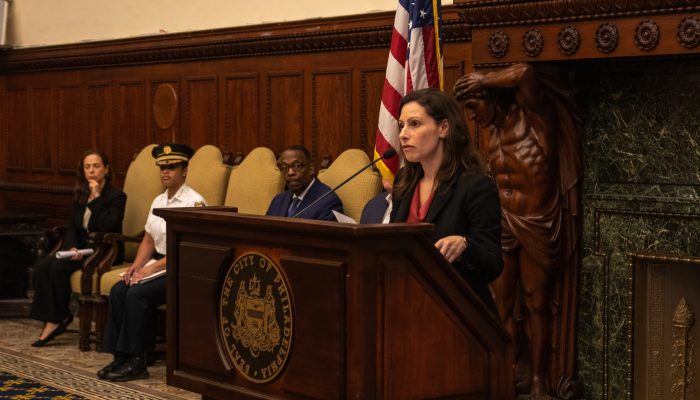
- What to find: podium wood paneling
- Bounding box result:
[155,208,512,400]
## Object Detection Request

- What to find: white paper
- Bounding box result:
[118,259,166,284]
[333,210,357,224]
[55,248,94,259]
[134,268,166,284]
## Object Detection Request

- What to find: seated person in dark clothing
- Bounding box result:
[360,177,393,224]
[97,143,206,382]
[266,145,343,221]
[30,149,126,347]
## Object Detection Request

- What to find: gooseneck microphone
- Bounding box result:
[293,148,397,218]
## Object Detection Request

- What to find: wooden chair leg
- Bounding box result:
[94,297,108,352]
[78,298,92,351]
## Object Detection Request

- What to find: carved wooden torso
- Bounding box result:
[484,107,559,216]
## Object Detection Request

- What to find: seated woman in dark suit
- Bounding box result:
[390,88,503,311]
[30,149,126,347]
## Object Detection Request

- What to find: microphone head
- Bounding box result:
[382,148,397,159]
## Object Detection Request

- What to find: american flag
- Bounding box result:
[373,0,443,180]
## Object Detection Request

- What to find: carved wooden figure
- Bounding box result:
[454,63,582,400]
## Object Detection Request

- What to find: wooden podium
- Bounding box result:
[155,207,513,400]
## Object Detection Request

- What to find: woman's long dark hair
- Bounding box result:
[75,149,112,205]
[393,88,486,200]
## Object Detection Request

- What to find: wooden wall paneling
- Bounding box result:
[5,88,29,172]
[223,74,259,155]
[1,188,73,227]
[0,77,4,211]
[439,58,479,151]
[0,10,473,222]
[442,61,466,98]
[183,76,218,150]
[0,76,4,186]
[359,69,385,158]
[311,70,352,163]
[266,72,304,156]
[114,81,147,178]
[30,87,54,173]
[57,85,86,174]
[87,83,114,162]
[150,79,180,145]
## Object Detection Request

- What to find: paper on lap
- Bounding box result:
[118,258,166,284]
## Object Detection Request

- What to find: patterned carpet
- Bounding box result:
[0,318,198,399]
[0,370,85,399]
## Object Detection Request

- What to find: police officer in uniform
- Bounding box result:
[98,143,206,382]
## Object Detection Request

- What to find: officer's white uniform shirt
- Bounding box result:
[145,183,206,256]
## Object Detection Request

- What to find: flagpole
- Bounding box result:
[431,0,444,91]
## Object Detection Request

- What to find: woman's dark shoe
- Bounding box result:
[31,322,67,347]
[97,356,126,379]
[106,356,149,381]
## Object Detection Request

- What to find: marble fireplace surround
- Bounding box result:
[576,59,700,400]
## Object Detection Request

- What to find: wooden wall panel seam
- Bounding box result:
[310,70,352,161]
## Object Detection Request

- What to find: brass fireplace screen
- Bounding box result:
[629,253,700,399]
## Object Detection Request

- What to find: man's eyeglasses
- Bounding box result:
[159,164,180,171]
[277,162,306,173]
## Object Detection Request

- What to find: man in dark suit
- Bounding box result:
[266,145,343,221]
[360,178,392,224]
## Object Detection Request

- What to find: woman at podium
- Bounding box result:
[390,88,502,312]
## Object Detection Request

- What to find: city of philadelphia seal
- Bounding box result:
[218,252,293,383]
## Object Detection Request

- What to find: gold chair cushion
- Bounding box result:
[317,149,382,222]
[122,144,164,261]
[224,147,284,215]
[70,269,98,294]
[187,145,231,206]
[99,266,130,295]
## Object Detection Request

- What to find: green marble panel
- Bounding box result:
[584,64,700,186]
[576,60,700,400]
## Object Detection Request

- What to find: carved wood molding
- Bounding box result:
[457,0,700,28]
[0,17,469,74]
[471,13,700,65]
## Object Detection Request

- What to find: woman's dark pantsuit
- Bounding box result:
[102,276,166,356]
[29,256,81,323]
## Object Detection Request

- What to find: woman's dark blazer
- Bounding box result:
[64,183,127,264]
[390,166,503,311]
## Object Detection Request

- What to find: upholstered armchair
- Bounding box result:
[224,147,284,214]
[80,144,163,351]
[317,149,383,222]
[187,145,231,206]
